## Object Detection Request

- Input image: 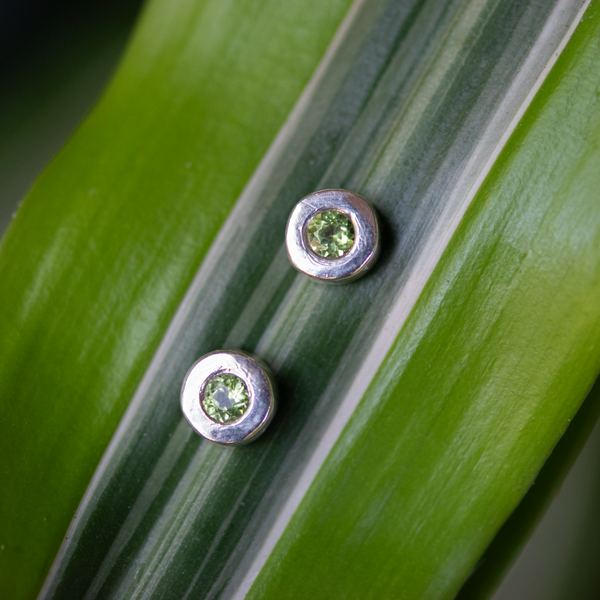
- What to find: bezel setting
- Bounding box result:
[286,189,380,283]
[181,350,276,445]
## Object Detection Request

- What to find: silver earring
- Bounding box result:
[285,189,380,283]
[181,350,277,446]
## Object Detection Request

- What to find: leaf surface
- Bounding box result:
[34,1,600,599]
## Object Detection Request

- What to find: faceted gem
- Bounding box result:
[306,210,355,258]
[201,373,249,423]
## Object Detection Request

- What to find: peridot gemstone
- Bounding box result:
[201,373,249,423]
[306,210,355,258]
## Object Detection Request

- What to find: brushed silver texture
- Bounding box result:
[181,350,277,445]
[286,188,380,283]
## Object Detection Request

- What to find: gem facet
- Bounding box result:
[201,373,249,423]
[306,209,355,258]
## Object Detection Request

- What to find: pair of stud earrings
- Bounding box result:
[181,189,380,445]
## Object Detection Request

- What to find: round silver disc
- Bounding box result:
[285,188,380,283]
[181,350,277,446]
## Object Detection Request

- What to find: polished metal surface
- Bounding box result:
[181,350,276,445]
[286,188,380,283]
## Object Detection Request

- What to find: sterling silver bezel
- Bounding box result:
[180,350,276,446]
[285,189,380,283]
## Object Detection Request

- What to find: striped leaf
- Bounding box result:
[2,0,600,599]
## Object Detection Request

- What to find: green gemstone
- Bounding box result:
[201,373,249,424]
[306,209,355,258]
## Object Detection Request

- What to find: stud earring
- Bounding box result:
[286,189,380,283]
[181,350,277,445]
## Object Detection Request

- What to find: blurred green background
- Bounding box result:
[493,418,600,600]
[0,0,142,235]
[1,1,599,598]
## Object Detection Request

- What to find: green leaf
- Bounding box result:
[0,0,352,597]
[27,0,600,597]
[3,0,600,599]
